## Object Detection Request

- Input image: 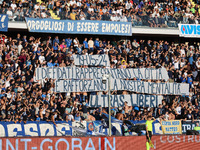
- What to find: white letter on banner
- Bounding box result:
[77,22,81,32]
[104,138,115,150]
[31,20,36,30]
[39,124,54,136]
[6,139,18,150]
[55,22,58,31]
[27,20,31,30]
[85,138,95,150]
[36,21,40,30]
[49,21,51,30]
[56,123,70,136]
[87,22,91,32]
[0,124,5,137]
[20,139,31,150]
[95,23,99,32]
[72,138,82,150]
[117,24,121,33]
[7,124,22,137]
[110,24,114,32]
[24,123,38,136]
[91,23,95,32]
[121,24,125,33]
[40,21,44,30]
[58,22,62,31]
[84,22,88,32]
[44,21,48,30]
[55,139,69,150]
[62,22,64,31]
[106,24,110,32]
[68,22,72,31]
[40,139,52,150]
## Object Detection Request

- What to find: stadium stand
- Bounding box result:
[0,33,199,124]
[1,0,200,27]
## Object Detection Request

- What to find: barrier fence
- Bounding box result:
[1,135,200,150]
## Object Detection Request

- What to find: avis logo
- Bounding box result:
[180,24,200,35]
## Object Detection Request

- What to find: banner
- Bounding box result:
[0,120,160,137]
[89,94,163,107]
[54,79,189,95]
[25,18,132,36]
[161,120,182,134]
[73,54,110,67]
[0,14,8,32]
[0,121,124,137]
[0,136,135,150]
[2,135,200,150]
[36,66,169,81]
[152,120,163,135]
[179,24,200,37]
[182,121,200,134]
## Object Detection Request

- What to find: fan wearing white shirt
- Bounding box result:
[110,13,117,21]
[39,52,45,65]
[34,2,40,10]
[69,0,76,6]
[174,58,179,70]
[7,7,13,19]
[11,1,17,10]
[120,13,128,22]
[126,1,133,10]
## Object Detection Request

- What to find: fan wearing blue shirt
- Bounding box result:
[187,75,193,86]
[180,74,186,83]
[53,60,59,67]
[53,42,59,52]
[94,38,100,48]
[83,38,89,49]
[47,59,54,67]
[189,53,194,65]
[65,37,72,48]
[53,36,59,45]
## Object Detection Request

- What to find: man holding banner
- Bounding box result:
[146,116,156,150]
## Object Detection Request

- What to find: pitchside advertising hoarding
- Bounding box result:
[1,135,200,150]
[179,24,200,37]
[25,18,132,36]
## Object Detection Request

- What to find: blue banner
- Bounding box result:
[182,121,200,134]
[0,120,162,137]
[0,14,8,32]
[25,18,132,36]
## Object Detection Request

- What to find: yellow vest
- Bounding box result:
[146,120,153,131]
[194,126,200,131]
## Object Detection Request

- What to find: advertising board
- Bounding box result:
[1,135,200,150]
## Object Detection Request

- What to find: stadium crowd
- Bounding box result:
[1,0,200,27]
[0,33,199,124]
